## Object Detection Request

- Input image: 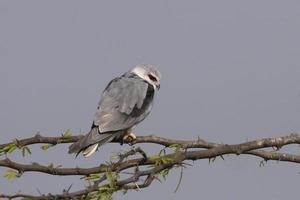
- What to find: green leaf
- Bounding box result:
[85,173,101,181]
[61,130,72,139]
[169,143,183,152]
[7,145,17,153]
[48,163,54,169]
[219,155,225,160]
[98,185,111,193]
[21,147,26,157]
[122,188,128,195]
[99,192,113,200]
[160,168,169,180]
[208,157,217,164]
[105,171,115,189]
[259,160,266,167]
[21,146,31,157]
[1,142,18,154]
[40,144,55,150]
[158,148,166,156]
[161,157,173,165]
[4,170,18,181]
[149,155,162,166]
[174,166,184,193]
[97,185,113,200]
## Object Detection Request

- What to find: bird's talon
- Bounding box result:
[122,133,137,144]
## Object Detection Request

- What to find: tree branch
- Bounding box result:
[1,133,300,199]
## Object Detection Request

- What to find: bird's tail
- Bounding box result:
[68,127,117,157]
[82,143,99,157]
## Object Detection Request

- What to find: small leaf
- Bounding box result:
[4,170,18,181]
[105,171,115,189]
[86,173,101,181]
[100,193,112,200]
[209,157,216,164]
[149,155,160,161]
[149,155,162,166]
[21,146,32,157]
[259,160,267,167]
[169,143,183,152]
[98,185,111,193]
[26,146,32,154]
[48,163,54,169]
[1,142,18,154]
[161,157,169,165]
[97,185,113,200]
[174,166,184,193]
[160,168,169,180]
[61,130,72,139]
[219,155,225,160]
[7,145,17,153]
[41,144,55,150]
[22,147,26,157]
[122,188,128,195]
[158,148,166,156]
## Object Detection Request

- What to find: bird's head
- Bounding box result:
[131,64,161,90]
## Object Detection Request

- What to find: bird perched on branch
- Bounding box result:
[69,64,161,157]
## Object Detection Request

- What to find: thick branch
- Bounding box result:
[0,134,82,149]
[1,133,300,176]
[0,157,151,176]
[1,132,299,150]
[1,133,300,199]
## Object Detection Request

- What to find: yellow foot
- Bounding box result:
[122,132,137,144]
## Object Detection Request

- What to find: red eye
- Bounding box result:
[148,74,157,82]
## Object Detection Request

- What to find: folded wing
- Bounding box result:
[94,77,149,133]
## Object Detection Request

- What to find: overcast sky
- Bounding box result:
[1,1,300,199]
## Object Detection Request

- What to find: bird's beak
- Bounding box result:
[157,84,160,90]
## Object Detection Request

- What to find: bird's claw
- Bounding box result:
[122,132,137,145]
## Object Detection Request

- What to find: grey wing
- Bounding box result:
[94,77,150,133]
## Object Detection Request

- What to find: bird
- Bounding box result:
[68,64,161,157]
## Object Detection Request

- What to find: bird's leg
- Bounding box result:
[122,129,137,145]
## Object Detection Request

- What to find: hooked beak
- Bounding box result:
[157,84,160,90]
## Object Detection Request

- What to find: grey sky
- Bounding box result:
[1,1,300,199]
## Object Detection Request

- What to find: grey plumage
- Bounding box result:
[69,64,161,157]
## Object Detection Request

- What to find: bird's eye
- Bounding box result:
[148,74,157,82]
